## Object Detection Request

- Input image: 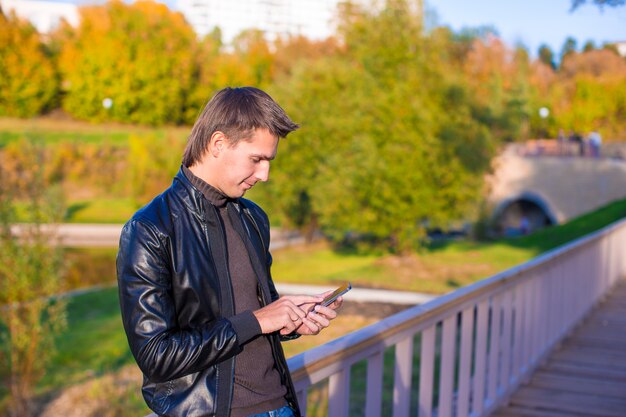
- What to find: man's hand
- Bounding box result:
[295,290,344,336]
[253,295,324,335]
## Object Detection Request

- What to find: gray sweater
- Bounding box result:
[182,166,287,417]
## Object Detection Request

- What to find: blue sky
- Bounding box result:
[428,0,626,56]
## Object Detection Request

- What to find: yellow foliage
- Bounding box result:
[57,0,196,125]
[544,49,626,138]
[0,11,58,117]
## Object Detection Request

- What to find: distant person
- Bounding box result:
[117,87,343,417]
[588,130,602,158]
[569,131,584,157]
[557,129,566,156]
[519,216,530,235]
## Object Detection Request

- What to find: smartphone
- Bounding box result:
[321,282,352,307]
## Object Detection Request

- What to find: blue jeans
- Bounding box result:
[247,405,296,417]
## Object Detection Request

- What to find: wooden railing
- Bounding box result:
[287,218,626,417]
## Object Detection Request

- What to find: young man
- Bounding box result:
[117,87,342,417]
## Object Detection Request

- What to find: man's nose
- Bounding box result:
[256,161,270,182]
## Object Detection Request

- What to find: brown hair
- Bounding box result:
[182,87,299,167]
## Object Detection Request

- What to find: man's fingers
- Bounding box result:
[308,311,331,328]
[282,294,324,306]
[299,316,320,334]
[256,293,340,335]
[314,304,338,318]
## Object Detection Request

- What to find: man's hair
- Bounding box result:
[182,87,299,167]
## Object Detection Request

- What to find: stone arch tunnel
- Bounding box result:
[486,144,626,235]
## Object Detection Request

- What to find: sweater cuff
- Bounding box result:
[228,310,262,345]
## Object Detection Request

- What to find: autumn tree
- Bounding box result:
[0,140,66,417]
[272,35,341,78]
[182,31,223,123]
[184,28,280,124]
[552,49,626,138]
[57,0,196,125]
[462,35,532,142]
[0,11,58,117]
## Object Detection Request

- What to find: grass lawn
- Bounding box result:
[42,287,133,390]
[272,240,530,294]
[0,116,188,147]
[13,197,138,224]
[64,197,139,224]
[274,196,626,294]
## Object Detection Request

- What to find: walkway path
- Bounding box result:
[275,283,436,305]
[55,282,436,308]
[10,223,305,249]
[491,280,626,417]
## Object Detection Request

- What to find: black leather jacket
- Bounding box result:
[117,168,301,417]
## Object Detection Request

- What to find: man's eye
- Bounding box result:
[251,158,260,163]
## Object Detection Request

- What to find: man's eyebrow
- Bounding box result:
[251,153,276,161]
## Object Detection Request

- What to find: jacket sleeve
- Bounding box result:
[116,218,243,383]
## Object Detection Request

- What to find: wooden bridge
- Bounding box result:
[287,218,626,417]
[492,280,626,417]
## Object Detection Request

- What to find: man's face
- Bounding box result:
[215,128,279,198]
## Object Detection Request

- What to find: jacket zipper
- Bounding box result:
[205,201,236,417]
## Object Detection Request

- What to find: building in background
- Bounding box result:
[0,0,79,32]
[177,0,359,43]
[0,0,369,43]
[614,40,626,58]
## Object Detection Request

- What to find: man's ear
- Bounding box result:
[208,131,227,158]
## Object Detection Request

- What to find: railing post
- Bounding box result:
[472,300,489,415]
[365,351,384,417]
[418,326,436,417]
[438,315,457,417]
[499,291,513,391]
[328,368,350,417]
[487,293,502,407]
[456,306,475,417]
[511,284,525,382]
[393,337,414,417]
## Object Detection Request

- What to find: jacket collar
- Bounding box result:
[181,165,230,208]
[173,166,242,215]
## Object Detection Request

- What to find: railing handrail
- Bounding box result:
[287,216,626,417]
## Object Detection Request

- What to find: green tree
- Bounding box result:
[0,140,66,417]
[0,11,58,117]
[582,39,596,52]
[571,0,625,10]
[127,133,182,207]
[538,44,556,69]
[268,0,497,251]
[559,37,578,66]
[57,0,196,125]
[183,32,222,124]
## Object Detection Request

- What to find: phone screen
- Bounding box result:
[321,282,352,307]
